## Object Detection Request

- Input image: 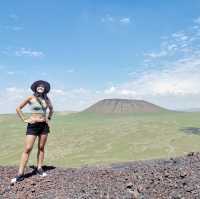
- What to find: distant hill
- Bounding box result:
[182,108,200,112]
[55,111,78,115]
[82,98,169,114]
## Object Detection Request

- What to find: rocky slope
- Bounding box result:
[1,152,200,198]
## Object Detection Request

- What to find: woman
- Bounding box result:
[11,80,54,184]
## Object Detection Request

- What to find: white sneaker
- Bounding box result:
[10,174,24,184]
[36,167,47,177]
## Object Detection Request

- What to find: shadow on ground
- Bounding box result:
[180,127,200,135]
[23,165,56,179]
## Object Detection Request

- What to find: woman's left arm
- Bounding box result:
[47,98,54,120]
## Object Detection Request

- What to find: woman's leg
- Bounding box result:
[37,133,48,169]
[18,134,37,175]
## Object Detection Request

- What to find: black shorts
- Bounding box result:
[26,121,50,136]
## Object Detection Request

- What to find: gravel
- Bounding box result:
[1,152,200,198]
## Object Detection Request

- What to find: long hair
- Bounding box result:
[33,92,51,108]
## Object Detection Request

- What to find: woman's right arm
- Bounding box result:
[16,96,32,122]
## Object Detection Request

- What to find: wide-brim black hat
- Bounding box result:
[31,80,50,94]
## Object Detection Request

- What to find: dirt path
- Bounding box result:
[1,152,200,198]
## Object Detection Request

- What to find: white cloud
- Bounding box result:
[144,50,168,58]
[7,71,15,75]
[101,14,131,25]
[0,87,30,113]
[144,22,200,63]
[15,48,44,57]
[51,89,67,96]
[9,14,19,21]
[66,68,75,73]
[4,69,26,76]
[4,87,29,99]
[1,47,44,57]
[100,57,200,109]
[104,86,116,94]
[172,32,186,39]
[48,87,97,111]
[119,17,131,24]
[194,17,200,24]
[110,17,200,110]
[167,44,177,51]
[0,14,23,32]
[10,26,23,31]
[101,14,115,23]
[0,85,95,113]
[0,25,23,32]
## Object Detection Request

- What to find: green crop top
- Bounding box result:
[28,97,48,115]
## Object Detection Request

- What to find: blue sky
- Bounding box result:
[1,0,200,113]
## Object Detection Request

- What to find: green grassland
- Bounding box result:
[0,111,200,168]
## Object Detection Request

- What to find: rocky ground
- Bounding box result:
[1,152,200,198]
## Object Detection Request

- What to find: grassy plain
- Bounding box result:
[0,111,200,168]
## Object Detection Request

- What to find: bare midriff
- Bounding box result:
[29,113,47,123]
